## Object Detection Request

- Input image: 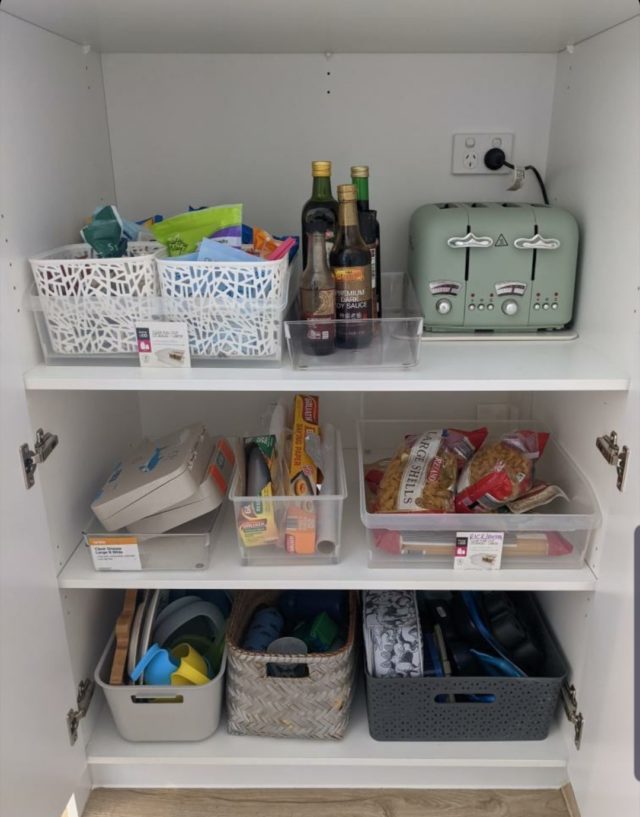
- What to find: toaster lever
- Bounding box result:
[514,234,561,250]
[447,232,494,249]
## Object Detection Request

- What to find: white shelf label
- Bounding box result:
[136,321,191,368]
[87,536,142,571]
[454,531,504,571]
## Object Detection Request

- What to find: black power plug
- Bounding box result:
[484,147,507,171]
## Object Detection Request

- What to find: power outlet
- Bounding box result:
[452,133,514,175]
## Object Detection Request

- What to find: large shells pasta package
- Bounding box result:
[455,430,550,513]
[368,428,489,513]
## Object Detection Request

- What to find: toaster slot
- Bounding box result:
[525,206,579,328]
[464,204,535,329]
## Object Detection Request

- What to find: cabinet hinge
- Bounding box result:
[595,430,629,492]
[66,678,95,746]
[561,682,584,750]
[19,428,58,489]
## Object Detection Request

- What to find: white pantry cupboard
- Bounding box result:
[0,4,638,817]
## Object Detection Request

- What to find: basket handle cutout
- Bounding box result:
[434,693,496,704]
[130,693,184,704]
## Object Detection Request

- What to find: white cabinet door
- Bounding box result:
[566,391,640,815]
[0,284,88,817]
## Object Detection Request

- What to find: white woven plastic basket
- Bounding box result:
[30,242,163,356]
[157,251,292,360]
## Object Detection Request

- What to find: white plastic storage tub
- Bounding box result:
[157,250,293,361]
[357,419,601,569]
[29,241,163,360]
[95,635,227,742]
[229,430,348,565]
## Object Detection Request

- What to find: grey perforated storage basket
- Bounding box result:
[364,594,568,742]
[226,590,358,740]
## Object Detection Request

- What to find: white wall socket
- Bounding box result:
[452,133,514,175]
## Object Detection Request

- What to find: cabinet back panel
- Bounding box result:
[102,53,556,270]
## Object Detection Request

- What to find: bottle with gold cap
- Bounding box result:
[301,160,338,268]
[330,183,373,349]
[351,165,381,317]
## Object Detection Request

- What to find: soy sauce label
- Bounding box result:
[334,266,372,320]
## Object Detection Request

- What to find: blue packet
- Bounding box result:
[197,238,257,263]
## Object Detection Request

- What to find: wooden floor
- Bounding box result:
[84,788,572,817]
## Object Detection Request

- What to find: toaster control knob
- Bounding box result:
[435,298,452,315]
[502,299,519,316]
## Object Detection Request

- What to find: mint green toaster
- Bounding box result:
[408,203,579,332]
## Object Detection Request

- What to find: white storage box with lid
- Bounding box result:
[91,424,213,532]
[357,419,601,569]
[29,241,164,360]
[157,249,294,361]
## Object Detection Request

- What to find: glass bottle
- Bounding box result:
[299,225,336,356]
[301,161,338,268]
[330,184,373,349]
[351,165,382,317]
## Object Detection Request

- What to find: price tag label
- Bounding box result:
[454,532,504,571]
[87,536,142,571]
[136,321,191,368]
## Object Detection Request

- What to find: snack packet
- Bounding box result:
[286,394,321,554]
[369,428,488,513]
[455,430,550,513]
[151,204,243,256]
[236,435,283,547]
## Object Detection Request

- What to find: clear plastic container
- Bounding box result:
[284,272,424,370]
[357,419,601,569]
[229,431,348,565]
[83,508,222,571]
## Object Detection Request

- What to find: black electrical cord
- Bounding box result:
[503,160,550,205]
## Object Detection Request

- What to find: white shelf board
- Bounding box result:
[24,338,629,392]
[87,694,568,789]
[58,457,597,591]
[2,0,634,54]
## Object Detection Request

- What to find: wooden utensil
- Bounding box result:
[110,589,138,685]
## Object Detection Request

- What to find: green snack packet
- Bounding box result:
[81,205,127,258]
[151,204,243,257]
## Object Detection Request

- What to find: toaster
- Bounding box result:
[409,203,579,332]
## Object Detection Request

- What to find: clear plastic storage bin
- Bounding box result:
[83,509,221,571]
[285,272,424,370]
[29,242,163,361]
[357,419,601,569]
[157,250,293,361]
[229,431,347,565]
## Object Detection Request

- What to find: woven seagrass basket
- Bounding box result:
[226,590,357,739]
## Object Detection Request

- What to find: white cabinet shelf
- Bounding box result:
[24,338,629,393]
[58,471,597,592]
[87,694,568,789]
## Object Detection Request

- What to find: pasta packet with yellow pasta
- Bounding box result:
[368,428,488,514]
